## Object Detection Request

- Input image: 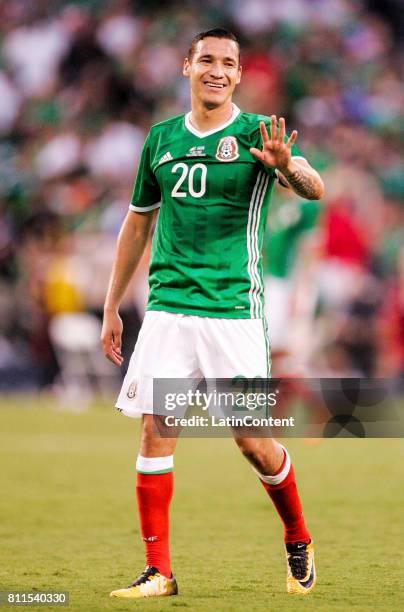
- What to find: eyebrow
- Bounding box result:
[198,54,238,63]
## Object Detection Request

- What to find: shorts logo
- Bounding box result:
[126,381,137,400]
[215,136,239,162]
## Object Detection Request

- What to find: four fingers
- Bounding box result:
[260,115,298,149]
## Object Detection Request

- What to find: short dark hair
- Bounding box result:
[188,28,240,64]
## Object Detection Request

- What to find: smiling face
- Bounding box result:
[183,37,242,110]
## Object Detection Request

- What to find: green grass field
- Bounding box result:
[0,397,403,611]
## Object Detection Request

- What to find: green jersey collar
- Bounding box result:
[184,104,241,138]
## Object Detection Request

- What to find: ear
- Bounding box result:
[183,57,191,77]
[236,65,242,85]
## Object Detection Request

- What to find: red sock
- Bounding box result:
[259,449,311,544]
[136,472,173,577]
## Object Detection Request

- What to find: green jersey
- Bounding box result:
[130,104,302,318]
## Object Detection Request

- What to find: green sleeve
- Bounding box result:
[129,132,161,212]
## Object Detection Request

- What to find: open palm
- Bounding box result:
[250,115,298,173]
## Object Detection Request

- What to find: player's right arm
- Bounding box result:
[101,209,155,365]
[102,130,160,365]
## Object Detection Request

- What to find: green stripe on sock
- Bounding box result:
[136,468,173,475]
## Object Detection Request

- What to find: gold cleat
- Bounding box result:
[286,541,316,594]
[110,566,178,599]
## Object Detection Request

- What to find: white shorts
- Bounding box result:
[116,311,271,418]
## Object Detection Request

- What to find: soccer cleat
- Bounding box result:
[109,566,178,599]
[285,541,316,595]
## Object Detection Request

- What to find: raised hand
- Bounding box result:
[250,115,298,173]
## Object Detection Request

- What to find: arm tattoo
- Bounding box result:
[281,167,320,200]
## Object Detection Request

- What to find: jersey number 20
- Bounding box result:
[171,163,207,198]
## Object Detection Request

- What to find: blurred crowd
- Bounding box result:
[0,0,402,393]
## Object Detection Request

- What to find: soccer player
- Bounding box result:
[101,28,324,599]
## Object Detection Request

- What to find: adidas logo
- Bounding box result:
[186,145,206,157]
[158,151,173,164]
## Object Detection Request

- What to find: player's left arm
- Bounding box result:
[250,116,325,200]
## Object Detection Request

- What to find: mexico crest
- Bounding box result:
[215,136,239,162]
[126,381,137,399]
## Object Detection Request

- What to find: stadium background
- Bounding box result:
[0,1,403,610]
[0,0,402,392]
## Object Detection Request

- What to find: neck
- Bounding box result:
[189,98,234,132]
